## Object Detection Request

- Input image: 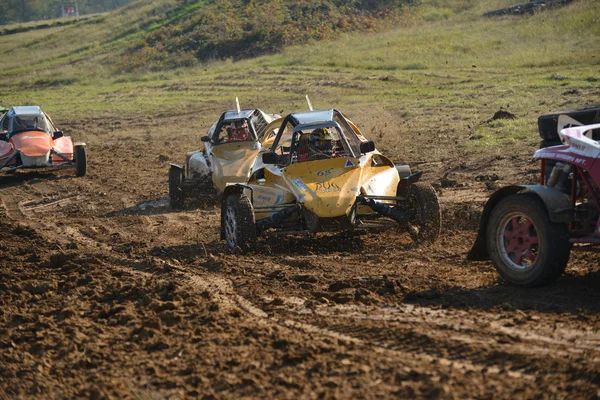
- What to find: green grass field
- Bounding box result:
[1,0,598,158]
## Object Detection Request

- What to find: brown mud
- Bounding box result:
[1,115,598,399]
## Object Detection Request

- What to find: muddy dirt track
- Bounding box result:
[1,114,598,399]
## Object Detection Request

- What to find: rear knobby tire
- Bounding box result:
[486,194,570,287]
[74,145,86,177]
[537,104,600,142]
[223,193,256,254]
[405,182,441,244]
[169,166,185,210]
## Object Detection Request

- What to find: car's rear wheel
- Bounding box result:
[403,182,441,244]
[538,104,600,142]
[223,193,256,253]
[74,145,86,177]
[169,166,185,210]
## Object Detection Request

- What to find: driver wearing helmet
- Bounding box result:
[308,127,336,160]
[25,117,37,130]
[228,120,252,141]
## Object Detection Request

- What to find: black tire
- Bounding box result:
[223,193,256,253]
[74,145,86,177]
[404,182,441,244]
[486,194,571,287]
[169,166,185,210]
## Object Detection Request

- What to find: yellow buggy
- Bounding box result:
[220,109,442,252]
[169,108,280,209]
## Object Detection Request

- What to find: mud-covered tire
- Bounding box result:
[405,182,441,244]
[486,194,570,287]
[169,166,185,210]
[223,193,256,254]
[74,145,87,177]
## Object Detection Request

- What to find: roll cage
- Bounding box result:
[268,109,363,165]
[0,106,57,138]
[209,109,274,144]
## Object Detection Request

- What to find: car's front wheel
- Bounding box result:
[223,193,256,253]
[169,166,185,210]
[74,145,86,177]
[486,194,570,287]
[404,182,441,244]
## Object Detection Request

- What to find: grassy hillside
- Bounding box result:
[2,0,597,80]
[0,0,450,78]
[0,0,179,79]
[0,0,598,157]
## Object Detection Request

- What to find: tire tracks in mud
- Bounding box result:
[177,269,541,384]
[250,296,597,378]
[280,300,600,357]
[0,176,87,221]
[4,167,598,397]
[172,268,599,396]
[291,310,599,379]
[18,212,600,394]
[7,211,541,389]
[168,265,599,389]
[260,295,600,390]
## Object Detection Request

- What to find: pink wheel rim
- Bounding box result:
[498,213,539,270]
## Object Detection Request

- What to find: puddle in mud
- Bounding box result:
[137,198,170,211]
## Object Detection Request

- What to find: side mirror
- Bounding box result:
[201,136,211,142]
[53,130,64,139]
[360,140,375,154]
[262,152,277,165]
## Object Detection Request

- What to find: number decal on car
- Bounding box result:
[316,169,331,177]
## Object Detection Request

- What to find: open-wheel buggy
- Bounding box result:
[220,109,442,252]
[0,106,86,176]
[169,107,280,209]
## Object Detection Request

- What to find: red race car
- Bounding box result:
[469,117,600,286]
[0,106,86,176]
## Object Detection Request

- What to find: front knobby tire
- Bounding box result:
[74,145,87,177]
[223,193,256,254]
[169,166,185,210]
[404,182,441,244]
[486,194,571,287]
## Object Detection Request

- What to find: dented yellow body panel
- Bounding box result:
[283,157,362,218]
[249,153,400,219]
[211,142,261,192]
[207,117,285,193]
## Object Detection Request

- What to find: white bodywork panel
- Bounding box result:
[187,150,211,180]
[557,123,600,159]
[20,151,51,167]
